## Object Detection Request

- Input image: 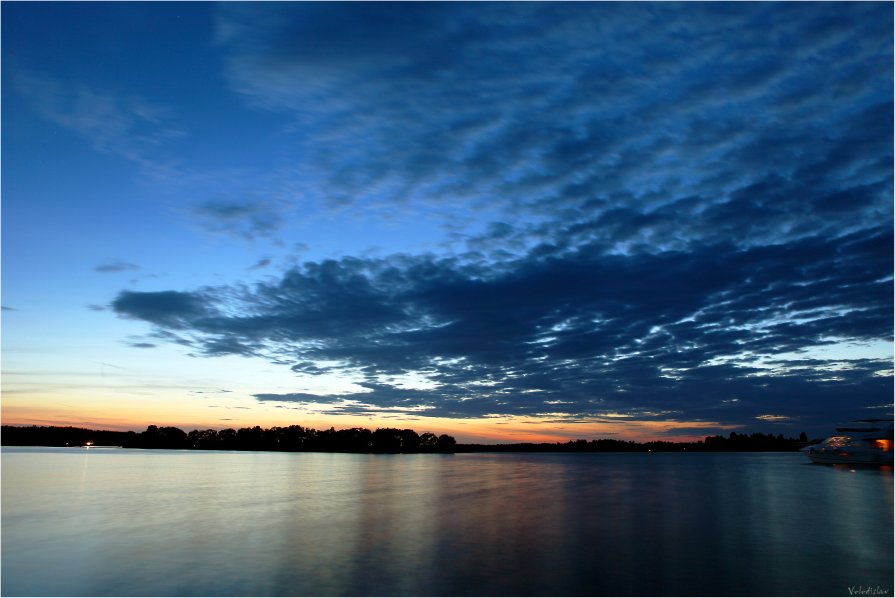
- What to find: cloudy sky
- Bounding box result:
[3,2,892,442]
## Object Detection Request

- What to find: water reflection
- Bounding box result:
[2,449,892,596]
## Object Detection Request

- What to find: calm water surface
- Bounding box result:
[2,448,892,596]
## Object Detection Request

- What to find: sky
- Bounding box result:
[2,2,892,443]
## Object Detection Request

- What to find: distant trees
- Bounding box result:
[0,425,138,447]
[2,425,806,453]
[141,425,187,449]
[456,432,808,453]
[123,424,458,453]
[437,434,457,451]
[701,431,806,452]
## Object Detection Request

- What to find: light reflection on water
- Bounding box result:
[2,448,892,596]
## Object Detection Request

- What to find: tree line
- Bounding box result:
[0,424,457,453]
[456,431,813,452]
[2,425,812,453]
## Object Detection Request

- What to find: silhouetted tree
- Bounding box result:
[372,428,404,452]
[217,428,238,450]
[334,427,373,452]
[437,434,457,451]
[188,429,219,450]
[399,429,420,452]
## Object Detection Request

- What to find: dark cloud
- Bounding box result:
[192,199,285,240]
[127,342,156,349]
[247,258,272,271]
[94,260,140,273]
[112,224,893,433]
[2,306,18,311]
[255,392,342,405]
[112,290,210,328]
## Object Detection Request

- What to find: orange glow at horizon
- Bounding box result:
[2,400,741,444]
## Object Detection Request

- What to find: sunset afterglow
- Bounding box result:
[3,2,892,443]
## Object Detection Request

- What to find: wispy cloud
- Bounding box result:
[214,3,892,253]
[94,260,140,273]
[755,414,793,422]
[191,199,286,240]
[13,70,184,177]
[247,257,272,271]
[126,342,157,349]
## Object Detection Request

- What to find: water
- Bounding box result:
[2,448,892,597]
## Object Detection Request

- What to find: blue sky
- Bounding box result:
[3,2,892,442]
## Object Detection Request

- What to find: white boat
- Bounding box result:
[803,420,893,465]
